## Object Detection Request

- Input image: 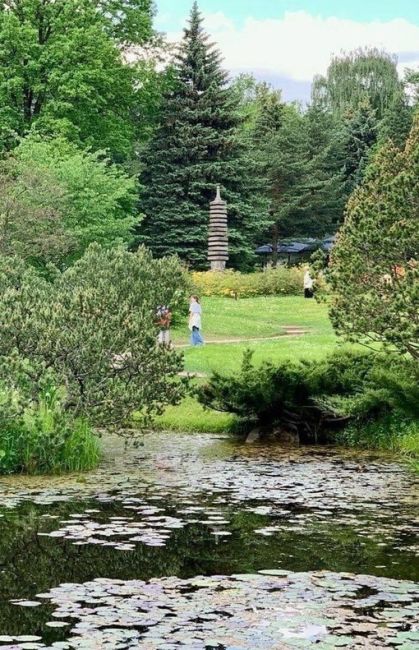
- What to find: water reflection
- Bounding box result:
[0,433,418,646]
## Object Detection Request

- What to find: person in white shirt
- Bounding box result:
[189,295,204,345]
[304,270,314,298]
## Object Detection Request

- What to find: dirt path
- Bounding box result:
[176,327,310,349]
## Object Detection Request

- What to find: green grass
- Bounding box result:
[175,296,337,375]
[335,413,419,472]
[182,334,337,375]
[173,295,333,343]
[153,396,238,433]
[154,296,338,432]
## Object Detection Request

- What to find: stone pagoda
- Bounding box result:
[208,185,228,271]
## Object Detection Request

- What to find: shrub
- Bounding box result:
[191,267,305,298]
[0,246,189,438]
[198,349,419,449]
[198,349,367,441]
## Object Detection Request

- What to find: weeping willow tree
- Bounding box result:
[312,48,403,121]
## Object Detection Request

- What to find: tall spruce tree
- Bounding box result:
[302,105,347,234]
[341,100,378,193]
[138,2,267,269]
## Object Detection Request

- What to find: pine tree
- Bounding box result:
[265,106,312,240]
[328,113,419,359]
[377,92,413,149]
[138,2,267,269]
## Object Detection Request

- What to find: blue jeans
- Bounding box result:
[191,326,204,346]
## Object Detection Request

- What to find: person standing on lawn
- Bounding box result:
[189,295,204,346]
[156,305,172,346]
[304,269,314,298]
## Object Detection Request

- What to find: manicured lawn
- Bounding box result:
[175,296,336,375]
[182,333,336,375]
[153,296,340,432]
[173,295,333,344]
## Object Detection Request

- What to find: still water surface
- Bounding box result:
[0,434,418,648]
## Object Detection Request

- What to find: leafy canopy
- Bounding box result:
[0,0,154,159]
[312,48,403,121]
[0,136,137,265]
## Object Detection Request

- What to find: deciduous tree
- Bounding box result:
[0,0,154,159]
[0,137,137,265]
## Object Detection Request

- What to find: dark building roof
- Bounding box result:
[255,236,336,255]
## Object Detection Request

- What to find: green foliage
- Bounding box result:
[312,48,413,195]
[0,0,154,159]
[303,105,348,232]
[0,382,100,475]
[340,100,378,192]
[138,3,268,269]
[377,92,413,149]
[0,136,137,265]
[336,412,419,461]
[263,106,312,241]
[312,48,403,121]
[191,267,304,298]
[98,0,154,46]
[0,246,189,434]
[199,348,311,429]
[328,114,419,359]
[198,348,419,446]
[266,105,347,240]
[233,76,347,244]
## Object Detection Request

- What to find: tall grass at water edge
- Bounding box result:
[0,397,100,475]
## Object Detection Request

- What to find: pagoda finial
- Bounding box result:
[211,184,224,205]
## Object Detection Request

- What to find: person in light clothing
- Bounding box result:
[189,295,204,346]
[304,270,314,298]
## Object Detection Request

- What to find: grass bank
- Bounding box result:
[154,295,337,433]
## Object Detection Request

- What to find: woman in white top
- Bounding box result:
[189,295,204,346]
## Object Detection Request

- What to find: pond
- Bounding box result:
[0,433,418,649]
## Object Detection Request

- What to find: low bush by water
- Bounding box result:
[0,390,100,475]
[198,349,419,457]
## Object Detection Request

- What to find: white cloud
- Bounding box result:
[167,10,419,83]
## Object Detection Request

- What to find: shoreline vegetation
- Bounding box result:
[0,2,417,477]
[1,292,417,475]
[153,296,418,470]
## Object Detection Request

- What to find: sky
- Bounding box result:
[154,0,419,103]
